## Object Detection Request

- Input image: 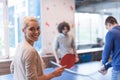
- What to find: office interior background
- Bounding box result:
[0,0,120,59]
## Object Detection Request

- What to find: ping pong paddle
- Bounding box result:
[60,53,76,68]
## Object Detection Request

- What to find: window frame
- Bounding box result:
[0,0,9,59]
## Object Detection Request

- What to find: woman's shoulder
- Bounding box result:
[22,44,37,59]
[55,33,64,40]
[19,41,37,54]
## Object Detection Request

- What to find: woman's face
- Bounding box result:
[23,21,40,43]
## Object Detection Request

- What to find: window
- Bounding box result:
[75,13,108,47]
[75,1,120,49]
[8,0,41,57]
[0,0,41,59]
[0,0,9,58]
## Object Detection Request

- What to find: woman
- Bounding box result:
[10,16,65,80]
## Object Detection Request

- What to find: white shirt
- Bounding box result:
[53,33,75,58]
[10,40,44,80]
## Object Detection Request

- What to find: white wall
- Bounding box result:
[41,0,75,55]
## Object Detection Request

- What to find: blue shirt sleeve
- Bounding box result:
[105,62,112,70]
[102,31,114,64]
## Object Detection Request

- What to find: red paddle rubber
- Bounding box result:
[60,54,76,68]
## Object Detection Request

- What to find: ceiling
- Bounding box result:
[75,0,120,13]
[75,0,107,9]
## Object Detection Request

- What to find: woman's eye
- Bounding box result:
[29,27,35,31]
[37,27,40,30]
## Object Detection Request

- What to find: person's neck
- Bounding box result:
[25,39,34,46]
[63,33,68,36]
[110,24,119,30]
[113,24,119,27]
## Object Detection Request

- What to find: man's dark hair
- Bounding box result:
[105,16,118,25]
[57,22,70,33]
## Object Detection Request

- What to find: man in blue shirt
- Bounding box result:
[100,16,120,80]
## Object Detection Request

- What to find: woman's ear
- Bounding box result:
[22,28,24,32]
[22,28,25,33]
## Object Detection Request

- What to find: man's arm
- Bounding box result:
[54,51,60,63]
[73,48,79,62]
[102,32,113,64]
[99,32,113,75]
[71,36,79,62]
[53,37,60,63]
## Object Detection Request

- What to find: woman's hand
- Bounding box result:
[51,65,66,77]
